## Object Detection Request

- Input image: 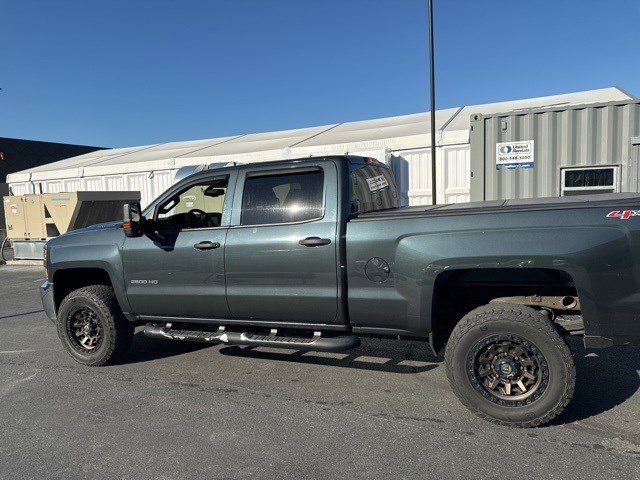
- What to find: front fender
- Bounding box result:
[48,230,132,317]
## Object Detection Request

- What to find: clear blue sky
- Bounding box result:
[1,0,638,147]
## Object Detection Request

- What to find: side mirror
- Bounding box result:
[123,202,144,237]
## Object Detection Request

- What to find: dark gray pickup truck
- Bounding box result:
[41,155,640,427]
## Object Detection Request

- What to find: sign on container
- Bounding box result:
[496,140,534,170]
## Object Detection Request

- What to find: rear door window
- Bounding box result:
[240,170,324,226]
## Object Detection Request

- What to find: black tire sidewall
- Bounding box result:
[448,318,571,425]
[57,292,116,366]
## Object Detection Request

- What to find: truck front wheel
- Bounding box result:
[444,303,575,427]
[57,285,134,366]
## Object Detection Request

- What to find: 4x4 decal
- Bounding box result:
[606,210,640,220]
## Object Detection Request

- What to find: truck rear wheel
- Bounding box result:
[444,303,575,427]
[57,285,134,366]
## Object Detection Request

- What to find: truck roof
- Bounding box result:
[182,155,369,183]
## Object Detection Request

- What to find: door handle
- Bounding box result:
[194,241,221,250]
[299,237,331,247]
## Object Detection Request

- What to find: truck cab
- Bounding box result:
[122,156,357,326]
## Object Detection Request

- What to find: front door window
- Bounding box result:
[156,178,227,230]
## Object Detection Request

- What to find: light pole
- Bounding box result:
[428,0,437,205]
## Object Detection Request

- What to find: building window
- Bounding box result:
[560,166,619,196]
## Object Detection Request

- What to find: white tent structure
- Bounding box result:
[7,87,633,207]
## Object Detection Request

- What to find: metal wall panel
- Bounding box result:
[63,178,82,192]
[105,175,125,192]
[440,146,471,204]
[83,176,105,191]
[470,101,640,201]
[8,182,30,195]
[125,173,149,206]
[396,149,433,205]
[392,146,471,206]
[149,170,175,206]
[45,180,63,194]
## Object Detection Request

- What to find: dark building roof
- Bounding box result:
[0,137,105,183]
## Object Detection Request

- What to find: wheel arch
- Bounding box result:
[52,264,133,321]
[53,267,112,310]
[428,267,580,353]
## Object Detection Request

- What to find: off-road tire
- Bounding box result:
[445,303,575,427]
[57,285,134,366]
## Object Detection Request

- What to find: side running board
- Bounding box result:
[143,324,361,352]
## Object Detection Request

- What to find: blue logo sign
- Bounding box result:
[499,145,513,154]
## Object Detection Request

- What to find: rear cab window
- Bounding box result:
[349,161,399,214]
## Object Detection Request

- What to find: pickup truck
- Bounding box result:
[41,155,640,427]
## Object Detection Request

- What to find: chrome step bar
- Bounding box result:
[143,324,361,352]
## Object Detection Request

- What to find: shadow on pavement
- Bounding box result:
[122,331,439,374]
[119,331,211,364]
[553,336,640,425]
[121,332,639,420]
[218,338,440,374]
[122,332,439,374]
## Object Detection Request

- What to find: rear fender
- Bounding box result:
[400,226,632,340]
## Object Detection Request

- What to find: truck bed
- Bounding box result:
[355,192,640,220]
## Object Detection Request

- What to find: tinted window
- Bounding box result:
[241,170,324,226]
[564,168,614,187]
[350,165,399,214]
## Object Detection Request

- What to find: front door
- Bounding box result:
[225,164,339,324]
[122,175,231,319]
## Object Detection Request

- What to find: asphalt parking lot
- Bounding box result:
[1,266,639,479]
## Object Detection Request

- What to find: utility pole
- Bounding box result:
[428,0,437,205]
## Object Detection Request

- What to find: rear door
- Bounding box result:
[224,162,339,324]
